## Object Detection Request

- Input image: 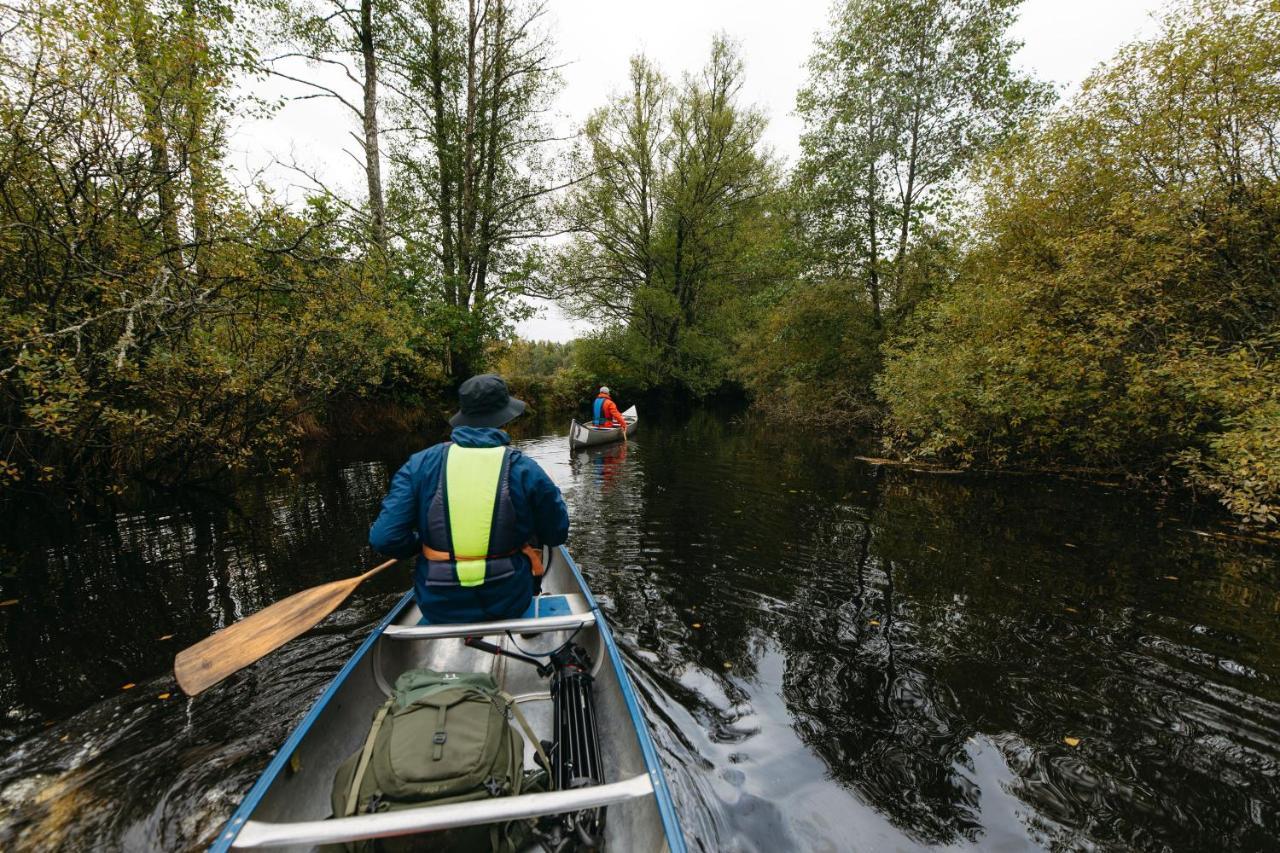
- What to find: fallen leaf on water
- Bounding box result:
[0,599,18,607]
[1064,543,1077,549]
[121,683,136,690]
[722,662,732,670]
[692,623,702,629]
[1065,607,1079,613]
[1164,575,1179,581]
[157,693,171,700]
[1063,736,1081,747]
[60,735,69,743]
[158,634,174,641]
[869,619,881,626]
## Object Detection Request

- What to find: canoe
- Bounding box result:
[208,545,685,852]
[569,406,638,450]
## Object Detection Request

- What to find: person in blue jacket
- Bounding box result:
[369,374,570,623]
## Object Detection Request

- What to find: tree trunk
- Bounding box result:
[181,0,211,277]
[126,0,182,267]
[866,158,882,329]
[458,0,480,309]
[427,0,457,306]
[360,0,385,250]
[474,0,506,308]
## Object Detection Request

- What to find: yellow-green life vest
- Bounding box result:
[423,445,523,587]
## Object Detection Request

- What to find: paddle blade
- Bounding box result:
[174,575,361,696]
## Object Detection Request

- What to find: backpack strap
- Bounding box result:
[501,690,551,777]
[344,701,392,817]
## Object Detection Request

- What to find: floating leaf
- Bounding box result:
[158,634,174,641]
[157,693,171,700]
[1163,575,1178,581]
[1063,543,1077,548]
[692,623,702,629]
[121,683,136,690]
[722,661,732,670]
[869,619,881,626]
[0,599,18,607]
[1064,606,1079,614]
[1063,736,1081,747]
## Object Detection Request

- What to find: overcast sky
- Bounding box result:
[227,0,1167,342]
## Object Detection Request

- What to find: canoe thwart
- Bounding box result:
[382,612,596,640]
[229,773,655,849]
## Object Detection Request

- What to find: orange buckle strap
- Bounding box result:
[421,543,545,577]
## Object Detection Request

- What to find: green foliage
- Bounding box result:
[0,1,445,497]
[493,339,592,415]
[555,39,784,397]
[878,0,1280,525]
[743,0,1038,426]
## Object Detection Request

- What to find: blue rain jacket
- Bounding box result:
[369,426,570,623]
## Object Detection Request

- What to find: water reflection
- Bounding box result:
[1,413,1279,851]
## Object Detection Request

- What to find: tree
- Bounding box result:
[795,0,1050,326]
[557,37,779,395]
[878,0,1280,526]
[385,0,562,377]
[265,0,389,249]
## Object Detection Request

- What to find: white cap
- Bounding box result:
[600,386,610,395]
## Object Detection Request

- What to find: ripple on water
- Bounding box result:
[2,416,1280,850]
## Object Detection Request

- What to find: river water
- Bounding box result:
[1,410,1279,851]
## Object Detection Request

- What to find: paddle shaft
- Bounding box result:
[174,557,399,696]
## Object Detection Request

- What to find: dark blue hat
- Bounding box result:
[450,374,527,428]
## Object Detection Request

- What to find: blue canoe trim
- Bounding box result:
[558,546,688,853]
[208,589,416,852]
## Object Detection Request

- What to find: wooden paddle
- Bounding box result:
[174,557,399,696]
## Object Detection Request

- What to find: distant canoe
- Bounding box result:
[569,406,638,450]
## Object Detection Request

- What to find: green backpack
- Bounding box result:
[325,668,549,853]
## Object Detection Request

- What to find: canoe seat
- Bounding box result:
[384,595,595,641]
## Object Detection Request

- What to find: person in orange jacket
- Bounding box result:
[592,386,628,436]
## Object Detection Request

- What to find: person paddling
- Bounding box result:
[368,374,569,624]
[593,386,628,437]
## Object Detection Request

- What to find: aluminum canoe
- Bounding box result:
[207,545,685,852]
[569,406,638,450]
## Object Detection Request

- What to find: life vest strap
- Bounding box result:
[421,543,546,577]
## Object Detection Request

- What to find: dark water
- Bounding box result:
[2,411,1279,851]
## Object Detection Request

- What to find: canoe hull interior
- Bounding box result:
[569,406,638,450]
[210,546,679,852]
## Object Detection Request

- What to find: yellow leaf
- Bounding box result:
[869,619,881,626]
[158,634,174,641]
[1163,575,1178,581]
[1064,606,1078,613]
[121,683,135,690]
[0,599,18,607]
[692,623,702,629]
[1063,736,1080,747]
[157,693,171,700]
[722,661,732,670]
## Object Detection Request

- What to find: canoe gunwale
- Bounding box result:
[557,548,685,852]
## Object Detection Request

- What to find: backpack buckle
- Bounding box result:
[483,776,505,797]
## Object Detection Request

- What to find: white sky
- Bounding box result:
[226,0,1166,343]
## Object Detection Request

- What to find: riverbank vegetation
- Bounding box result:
[0,0,561,498]
[3,0,1276,528]
[560,0,1279,528]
